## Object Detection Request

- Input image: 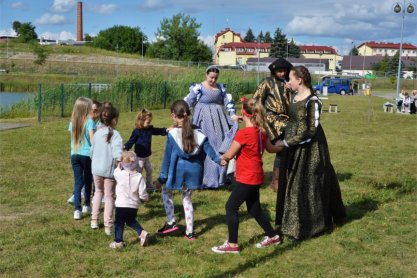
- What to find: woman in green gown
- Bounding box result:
[275,66,346,241]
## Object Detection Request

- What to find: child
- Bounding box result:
[275,66,346,241]
[110,151,150,249]
[90,106,123,236]
[67,99,102,205]
[155,100,223,240]
[124,109,168,192]
[212,98,283,254]
[68,97,96,220]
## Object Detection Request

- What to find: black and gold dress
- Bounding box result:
[276,94,346,240]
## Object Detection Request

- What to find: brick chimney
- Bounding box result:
[77,1,83,41]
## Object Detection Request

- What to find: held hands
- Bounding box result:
[231,115,242,123]
[153,179,163,192]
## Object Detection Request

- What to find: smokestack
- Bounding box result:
[77,1,83,41]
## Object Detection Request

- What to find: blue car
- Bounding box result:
[313,78,351,95]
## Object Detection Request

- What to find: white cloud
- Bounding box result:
[87,4,117,14]
[40,31,75,40]
[11,1,23,9]
[140,0,170,11]
[0,28,17,37]
[51,0,76,13]
[36,13,68,25]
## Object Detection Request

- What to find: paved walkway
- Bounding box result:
[0,123,31,131]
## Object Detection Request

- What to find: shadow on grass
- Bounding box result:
[345,197,379,223]
[211,241,300,278]
[337,172,353,182]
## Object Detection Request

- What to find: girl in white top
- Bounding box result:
[90,106,123,236]
[110,151,150,249]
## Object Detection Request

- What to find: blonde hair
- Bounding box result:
[242,98,266,133]
[71,97,93,150]
[135,109,152,129]
[121,151,137,164]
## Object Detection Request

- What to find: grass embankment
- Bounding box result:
[0,95,416,277]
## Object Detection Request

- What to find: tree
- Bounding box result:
[269,28,287,58]
[372,54,389,72]
[349,45,359,56]
[93,25,146,54]
[264,31,272,43]
[287,38,300,58]
[244,28,255,42]
[13,21,38,43]
[32,43,49,65]
[257,31,264,43]
[84,33,93,42]
[147,13,212,62]
[388,51,404,77]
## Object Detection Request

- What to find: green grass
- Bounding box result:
[0,95,416,277]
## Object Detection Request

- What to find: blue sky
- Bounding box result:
[1,0,416,55]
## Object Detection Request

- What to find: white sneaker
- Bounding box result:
[67,195,74,204]
[82,205,91,214]
[73,210,82,220]
[105,227,112,236]
[139,230,150,246]
[101,197,105,204]
[91,220,99,229]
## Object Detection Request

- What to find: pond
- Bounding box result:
[0,92,34,111]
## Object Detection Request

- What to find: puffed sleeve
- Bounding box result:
[184,83,202,108]
[219,83,235,116]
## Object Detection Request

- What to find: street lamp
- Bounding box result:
[257,37,261,85]
[393,0,415,99]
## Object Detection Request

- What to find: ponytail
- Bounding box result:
[101,106,119,143]
[171,100,196,153]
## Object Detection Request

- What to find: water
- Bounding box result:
[0,92,34,111]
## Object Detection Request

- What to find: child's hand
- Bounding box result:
[154,180,162,191]
[220,159,228,166]
[140,197,149,203]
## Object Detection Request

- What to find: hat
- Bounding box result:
[268,58,293,72]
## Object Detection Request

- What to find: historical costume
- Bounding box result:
[184,82,237,188]
[276,94,346,240]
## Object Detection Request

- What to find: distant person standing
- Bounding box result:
[252,58,292,192]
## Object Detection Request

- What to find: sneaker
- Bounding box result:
[255,235,282,248]
[67,195,74,204]
[82,205,91,214]
[211,241,240,254]
[101,197,105,204]
[105,227,112,236]
[139,230,150,246]
[184,232,197,240]
[109,241,125,249]
[73,210,82,220]
[157,222,179,234]
[90,220,99,229]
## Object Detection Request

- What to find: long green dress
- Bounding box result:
[276,94,346,240]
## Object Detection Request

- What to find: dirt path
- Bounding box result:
[0,122,31,131]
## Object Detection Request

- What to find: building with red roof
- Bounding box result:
[357,41,417,57]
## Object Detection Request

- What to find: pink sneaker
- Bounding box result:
[211,241,240,254]
[255,235,282,248]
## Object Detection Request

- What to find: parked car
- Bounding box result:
[313,77,351,95]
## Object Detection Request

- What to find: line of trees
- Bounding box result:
[243,27,300,58]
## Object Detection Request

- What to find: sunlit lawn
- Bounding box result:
[0,95,416,277]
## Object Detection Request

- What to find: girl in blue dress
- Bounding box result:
[155,100,224,239]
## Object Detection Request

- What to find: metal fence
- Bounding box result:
[0,80,258,120]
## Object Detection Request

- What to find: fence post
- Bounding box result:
[163,81,167,109]
[37,83,42,123]
[130,83,134,112]
[60,83,64,117]
[88,83,92,98]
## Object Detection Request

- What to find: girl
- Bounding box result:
[275,66,346,241]
[212,98,283,254]
[69,97,96,220]
[125,109,168,192]
[110,151,150,249]
[90,106,123,236]
[155,100,223,240]
[67,99,102,205]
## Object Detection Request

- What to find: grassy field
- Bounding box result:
[0,95,416,277]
